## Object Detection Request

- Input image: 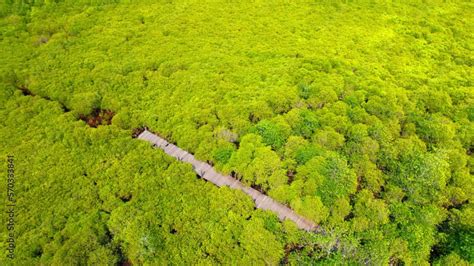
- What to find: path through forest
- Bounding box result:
[138,130,320,232]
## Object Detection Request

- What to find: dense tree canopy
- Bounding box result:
[1,1,473,264]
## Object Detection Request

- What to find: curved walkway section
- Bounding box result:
[138,130,320,232]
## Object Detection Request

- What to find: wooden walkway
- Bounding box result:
[137,130,320,232]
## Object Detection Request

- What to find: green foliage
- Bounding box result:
[297,83,312,100]
[225,134,287,191]
[434,253,470,266]
[212,145,235,165]
[294,145,321,165]
[0,94,296,265]
[436,205,474,263]
[315,154,358,206]
[70,92,101,116]
[1,0,473,264]
[287,109,320,139]
[111,109,131,129]
[313,128,345,151]
[391,144,450,204]
[253,119,289,150]
[414,113,456,146]
[352,190,389,231]
[291,196,329,224]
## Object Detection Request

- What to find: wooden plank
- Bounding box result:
[229,179,244,190]
[137,130,319,232]
[175,149,188,161]
[155,139,166,147]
